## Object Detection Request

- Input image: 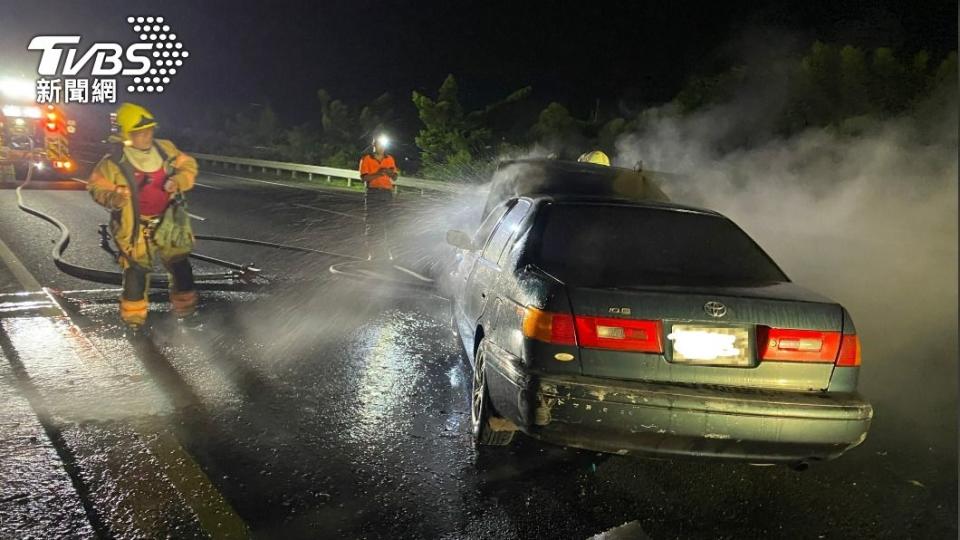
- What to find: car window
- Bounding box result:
[529,203,787,286]
[482,200,531,264]
[474,201,511,247]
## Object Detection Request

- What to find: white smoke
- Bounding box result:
[616,80,958,448]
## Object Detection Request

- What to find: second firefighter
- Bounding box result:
[88,103,199,331]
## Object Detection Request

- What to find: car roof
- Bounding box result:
[484,158,672,213]
[522,194,724,218]
[498,157,635,176]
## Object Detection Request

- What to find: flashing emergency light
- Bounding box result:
[0,78,34,101]
[2,105,42,119]
[45,111,58,131]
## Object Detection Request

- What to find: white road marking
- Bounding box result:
[0,236,44,291]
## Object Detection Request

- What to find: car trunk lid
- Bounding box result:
[566,282,843,391]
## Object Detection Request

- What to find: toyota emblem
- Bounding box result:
[704,301,727,318]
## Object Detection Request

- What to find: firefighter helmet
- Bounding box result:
[577,150,611,166]
[115,103,157,139]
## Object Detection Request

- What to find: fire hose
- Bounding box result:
[15,158,364,290]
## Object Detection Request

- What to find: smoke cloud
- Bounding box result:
[615,77,958,449]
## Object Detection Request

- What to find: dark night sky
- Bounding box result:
[1,0,956,138]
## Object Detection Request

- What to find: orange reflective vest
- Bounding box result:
[359,153,397,190]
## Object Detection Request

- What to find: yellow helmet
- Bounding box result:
[115,102,157,139]
[577,150,610,166]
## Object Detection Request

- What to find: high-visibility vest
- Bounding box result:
[359,153,397,190]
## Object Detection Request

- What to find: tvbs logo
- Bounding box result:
[28,16,188,101]
[29,36,152,76]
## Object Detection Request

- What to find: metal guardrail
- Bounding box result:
[191,152,462,194]
[75,143,683,196]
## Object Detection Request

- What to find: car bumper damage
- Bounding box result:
[483,344,874,463]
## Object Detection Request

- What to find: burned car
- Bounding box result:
[447,160,873,465]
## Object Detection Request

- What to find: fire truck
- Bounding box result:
[0,102,77,181]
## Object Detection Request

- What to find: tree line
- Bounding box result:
[173,42,957,179]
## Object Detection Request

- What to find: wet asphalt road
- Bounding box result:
[0,158,956,539]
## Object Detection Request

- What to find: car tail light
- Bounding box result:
[758,327,841,363]
[521,307,576,345]
[836,334,862,366]
[575,316,663,353]
[522,308,664,352]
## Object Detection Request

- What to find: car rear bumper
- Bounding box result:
[483,346,874,463]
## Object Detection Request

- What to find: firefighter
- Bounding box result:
[358,134,398,260]
[87,103,199,332]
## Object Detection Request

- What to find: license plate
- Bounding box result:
[667,324,752,366]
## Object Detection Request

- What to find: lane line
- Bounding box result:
[44,290,251,538]
[0,240,250,537]
[195,182,222,190]
[290,202,361,220]
[0,235,44,291]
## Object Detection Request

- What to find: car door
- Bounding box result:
[452,201,511,343]
[452,201,511,287]
[461,199,532,347]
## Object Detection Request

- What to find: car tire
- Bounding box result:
[471,344,515,447]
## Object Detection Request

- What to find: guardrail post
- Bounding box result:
[291,171,296,179]
[262,166,266,173]
[326,175,331,183]
[347,177,352,188]
[248,165,253,172]
[276,168,280,176]
[308,173,313,181]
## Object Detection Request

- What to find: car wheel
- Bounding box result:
[471,345,515,447]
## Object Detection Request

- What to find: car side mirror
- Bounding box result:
[446,229,476,251]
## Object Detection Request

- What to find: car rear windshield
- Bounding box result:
[529,203,788,287]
